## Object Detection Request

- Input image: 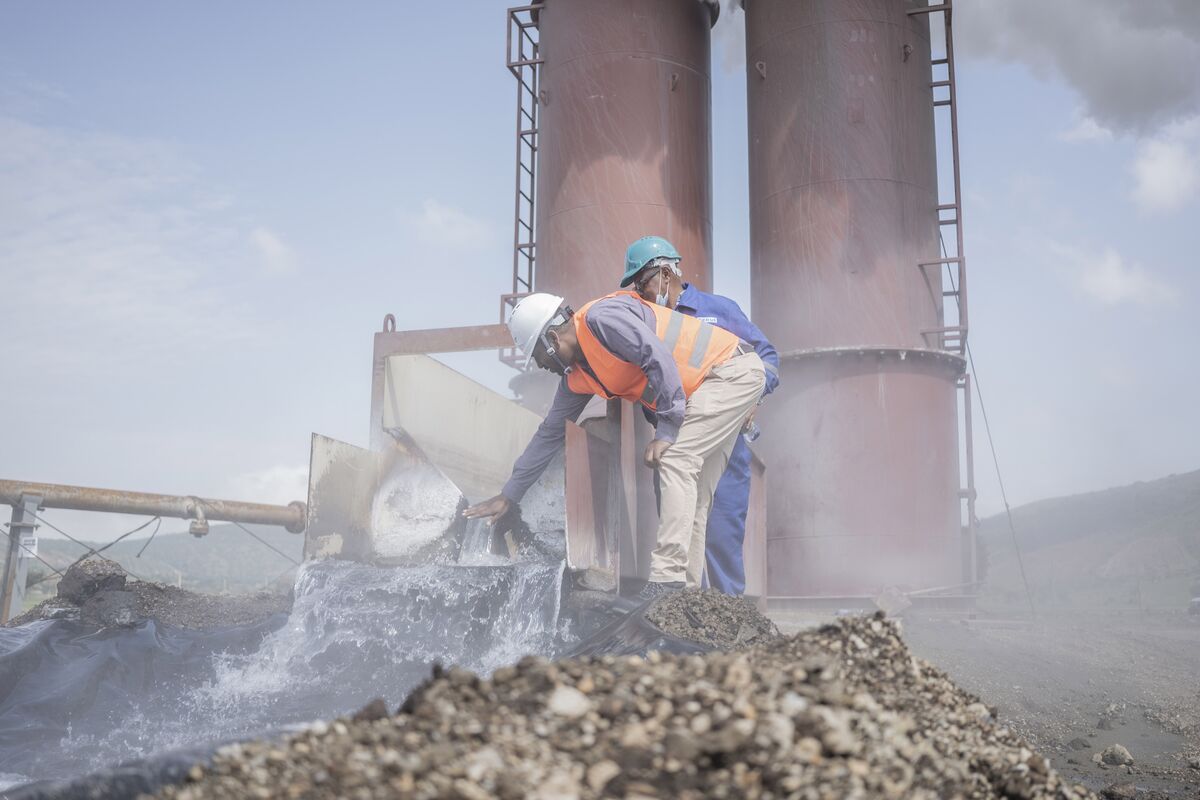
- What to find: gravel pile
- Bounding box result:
[153,613,1092,799]
[7,557,291,630]
[645,589,780,650]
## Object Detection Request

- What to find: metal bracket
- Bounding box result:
[1,493,43,623]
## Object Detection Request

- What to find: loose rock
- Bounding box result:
[1100,744,1134,766]
[1099,783,1137,800]
[547,684,592,718]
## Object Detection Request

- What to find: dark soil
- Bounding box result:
[7,557,291,630]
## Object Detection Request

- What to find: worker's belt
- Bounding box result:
[732,340,755,357]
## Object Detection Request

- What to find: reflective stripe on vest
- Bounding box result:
[566,291,739,409]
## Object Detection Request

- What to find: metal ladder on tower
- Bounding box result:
[500,4,544,369]
[909,1,979,588]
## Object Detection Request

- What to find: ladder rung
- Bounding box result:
[931,80,951,88]
[937,203,957,211]
[907,3,951,15]
[519,128,537,137]
[932,58,949,66]
[939,218,959,226]
[516,242,535,250]
[934,99,952,107]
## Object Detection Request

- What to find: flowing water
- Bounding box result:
[0,522,567,789]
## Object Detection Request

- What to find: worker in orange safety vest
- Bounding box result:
[464,290,765,605]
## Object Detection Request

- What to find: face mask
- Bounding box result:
[654,268,671,307]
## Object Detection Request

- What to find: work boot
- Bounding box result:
[612,580,684,613]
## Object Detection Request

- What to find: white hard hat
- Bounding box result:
[508,292,567,368]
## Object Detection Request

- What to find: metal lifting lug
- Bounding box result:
[188,499,209,538]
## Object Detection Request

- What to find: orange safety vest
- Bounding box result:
[566,291,739,409]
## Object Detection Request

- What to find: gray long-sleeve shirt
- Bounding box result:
[500,294,686,503]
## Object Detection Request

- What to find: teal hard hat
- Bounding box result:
[621,236,680,287]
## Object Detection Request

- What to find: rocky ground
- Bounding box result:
[903,612,1200,799]
[6,557,291,630]
[151,608,1092,800]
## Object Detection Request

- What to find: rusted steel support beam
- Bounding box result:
[0,480,306,533]
[374,324,513,356]
[369,317,516,448]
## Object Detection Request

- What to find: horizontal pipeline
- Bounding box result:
[0,479,306,534]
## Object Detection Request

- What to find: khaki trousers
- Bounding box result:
[649,352,766,586]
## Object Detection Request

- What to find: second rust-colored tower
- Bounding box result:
[743,0,967,599]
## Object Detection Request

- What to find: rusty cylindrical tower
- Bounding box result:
[534,0,718,307]
[744,0,965,599]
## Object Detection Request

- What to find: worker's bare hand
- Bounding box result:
[644,439,672,468]
[463,495,513,525]
[742,408,757,432]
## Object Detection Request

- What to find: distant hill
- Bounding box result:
[20,523,304,611]
[979,469,1200,611]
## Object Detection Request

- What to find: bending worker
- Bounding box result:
[622,236,779,595]
[464,288,765,603]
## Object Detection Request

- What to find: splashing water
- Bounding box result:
[187,557,565,733]
[0,522,566,787]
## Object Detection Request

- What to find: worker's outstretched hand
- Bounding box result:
[463,495,513,525]
[644,438,672,468]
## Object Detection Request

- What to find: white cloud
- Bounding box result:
[250,227,296,273]
[401,198,500,253]
[0,115,263,377]
[1129,119,1200,213]
[1055,244,1176,307]
[1058,113,1112,143]
[227,463,309,506]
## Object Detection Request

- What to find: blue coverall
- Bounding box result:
[658,284,780,594]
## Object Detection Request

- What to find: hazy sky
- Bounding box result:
[2,1,1198,541]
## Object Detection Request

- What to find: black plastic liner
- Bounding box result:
[0,558,568,796]
[1,589,710,798]
[565,600,713,658]
[0,615,286,790]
